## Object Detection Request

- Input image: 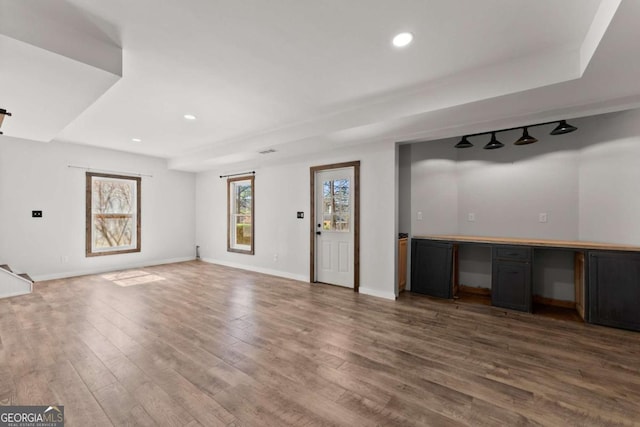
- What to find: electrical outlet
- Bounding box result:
[32,210,43,218]
[539,213,548,223]
[60,255,69,263]
[467,213,476,222]
[273,254,278,262]
[417,211,423,221]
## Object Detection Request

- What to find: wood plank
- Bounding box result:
[92,382,156,427]
[416,234,640,251]
[532,295,576,309]
[459,284,491,296]
[0,260,639,426]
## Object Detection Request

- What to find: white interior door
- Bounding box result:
[315,167,354,288]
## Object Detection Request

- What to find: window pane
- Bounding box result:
[93,215,134,248]
[323,214,332,230]
[228,177,254,254]
[234,182,252,215]
[93,179,133,214]
[86,173,140,256]
[234,214,252,246]
[334,214,350,231]
[92,178,136,251]
[321,178,350,232]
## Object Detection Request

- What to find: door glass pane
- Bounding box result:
[321,178,350,232]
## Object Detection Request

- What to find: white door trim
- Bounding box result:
[309,161,360,292]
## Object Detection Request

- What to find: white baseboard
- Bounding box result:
[201,259,396,299]
[0,289,32,299]
[359,287,397,300]
[201,258,308,282]
[32,257,196,282]
[30,256,396,300]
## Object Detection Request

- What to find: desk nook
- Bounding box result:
[411,235,640,332]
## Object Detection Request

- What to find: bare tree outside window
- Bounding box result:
[322,178,350,231]
[86,172,141,256]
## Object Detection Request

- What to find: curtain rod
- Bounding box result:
[67,165,153,178]
[220,171,255,179]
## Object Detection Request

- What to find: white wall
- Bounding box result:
[398,145,411,234]
[401,108,640,301]
[579,109,640,245]
[398,144,412,289]
[410,139,458,236]
[0,137,196,280]
[196,140,397,300]
[457,129,580,240]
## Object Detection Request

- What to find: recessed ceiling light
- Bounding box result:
[183,114,197,120]
[131,138,142,142]
[392,32,413,48]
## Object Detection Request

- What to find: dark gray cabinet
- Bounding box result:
[491,246,532,312]
[409,236,640,332]
[411,239,453,298]
[588,251,640,331]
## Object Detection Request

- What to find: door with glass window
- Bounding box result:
[315,167,354,287]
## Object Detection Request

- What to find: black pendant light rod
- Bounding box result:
[463,120,566,138]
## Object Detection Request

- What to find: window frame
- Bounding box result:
[86,172,141,257]
[227,175,255,255]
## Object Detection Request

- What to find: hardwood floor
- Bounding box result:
[1,260,640,426]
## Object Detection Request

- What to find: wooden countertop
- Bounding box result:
[413,235,640,252]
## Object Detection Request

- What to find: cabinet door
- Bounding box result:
[588,251,640,331]
[410,240,453,298]
[492,260,531,312]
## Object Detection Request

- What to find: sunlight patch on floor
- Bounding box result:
[101,270,166,287]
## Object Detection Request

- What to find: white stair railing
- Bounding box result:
[0,264,33,299]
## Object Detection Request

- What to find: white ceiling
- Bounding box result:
[3,0,640,172]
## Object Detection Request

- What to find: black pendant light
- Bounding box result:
[452,118,577,149]
[514,127,538,145]
[455,136,473,148]
[550,120,577,135]
[0,108,11,135]
[483,132,504,149]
